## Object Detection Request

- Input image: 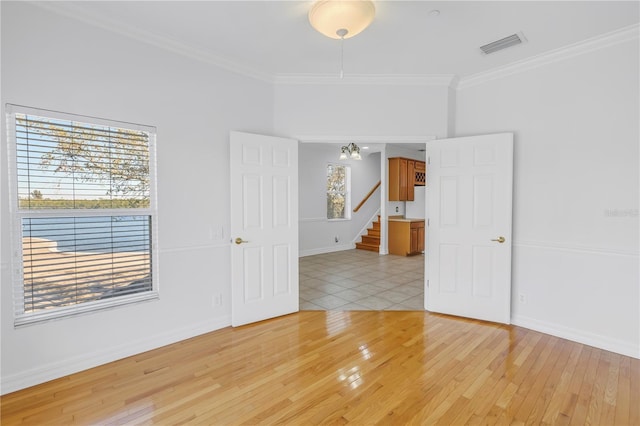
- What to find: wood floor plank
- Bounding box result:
[630,357,640,425]
[571,346,601,425]
[540,343,583,424]
[558,344,592,420]
[1,311,638,425]
[614,355,630,425]
[587,350,612,424]
[525,339,574,424]
[500,333,556,421]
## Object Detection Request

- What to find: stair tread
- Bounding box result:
[356,216,382,253]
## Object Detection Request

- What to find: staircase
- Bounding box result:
[355,216,380,253]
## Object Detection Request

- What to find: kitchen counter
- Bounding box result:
[388,217,424,223]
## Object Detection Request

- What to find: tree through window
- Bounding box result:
[7,105,158,325]
[327,164,350,220]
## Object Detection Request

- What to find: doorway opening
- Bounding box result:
[298,141,428,311]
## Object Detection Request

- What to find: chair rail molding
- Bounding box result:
[513,239,639,257]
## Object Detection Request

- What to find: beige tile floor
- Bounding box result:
[299,249,424,310]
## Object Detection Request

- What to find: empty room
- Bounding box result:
[1,1,638,424]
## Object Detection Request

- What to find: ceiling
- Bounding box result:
[38,1,639,81]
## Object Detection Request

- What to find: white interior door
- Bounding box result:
[426,133,513,324]
[230,131,299,326]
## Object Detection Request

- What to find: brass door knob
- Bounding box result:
[235,237,249,245]
[491,236,506,243]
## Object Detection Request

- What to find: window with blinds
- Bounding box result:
[7,105,158,325]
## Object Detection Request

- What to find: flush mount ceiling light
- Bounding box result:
[309,0,376,78]
[308,0,376,40]
[339,142,362,160]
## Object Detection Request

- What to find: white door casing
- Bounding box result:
[230,131,299,326]
[426,133,513,324]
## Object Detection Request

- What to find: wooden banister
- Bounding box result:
[353,180,381,213]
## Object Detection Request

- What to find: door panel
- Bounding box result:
[440,177,459,226]
[427,133,513,324]
[230,131,299,326]
[243,175,263,229]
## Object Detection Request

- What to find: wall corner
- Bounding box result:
[446,76,460,138]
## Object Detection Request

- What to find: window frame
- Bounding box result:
[326,163,351,221]
[6,104,160,326]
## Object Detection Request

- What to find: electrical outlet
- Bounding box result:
[519,293,527,304]
[212,293,222,306]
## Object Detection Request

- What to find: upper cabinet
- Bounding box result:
[389,157,408,201]
[414,160,426,186]
[388,157,426,201]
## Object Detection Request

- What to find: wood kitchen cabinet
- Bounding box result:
[388,157,426,201]
[414,160,426,186]
[407,159,415,201]
[388,218,425,256]
[388,157,408,201]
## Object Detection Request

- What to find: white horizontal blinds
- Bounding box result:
[9,105,157,324]
[21,216,152,313]
[15,113,150,209]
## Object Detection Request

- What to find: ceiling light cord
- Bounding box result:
[340,37,344,79]
[337,28,348,79]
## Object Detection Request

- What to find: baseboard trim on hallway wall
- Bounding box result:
[1,315,232,395]
[299,243,356,258]
[512,314,639,359]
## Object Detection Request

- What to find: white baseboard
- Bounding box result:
[512,314,639,359]
[510,243,638,360]
[299,243,355,257]
[1,315,232,395]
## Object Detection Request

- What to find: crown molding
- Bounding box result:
[457,23,640,91]
[29,1,453,87]
[295,135,436,144]
[31,1,273,83]
[29,2,638,90]
[274,73,456,86]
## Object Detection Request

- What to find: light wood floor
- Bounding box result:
[1,311,638,425]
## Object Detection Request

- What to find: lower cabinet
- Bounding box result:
[388,219,425,256]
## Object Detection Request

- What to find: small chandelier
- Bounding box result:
[339,142,361,160]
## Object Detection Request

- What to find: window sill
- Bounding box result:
[15,292,159,328]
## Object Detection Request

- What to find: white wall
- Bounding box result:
[2,3,637,397]
[274,83,449,139]
[299,144,381,256]
[406,187,426,220]
[0,2,274,392]
[456,36,639,357]
[273,82,444,255]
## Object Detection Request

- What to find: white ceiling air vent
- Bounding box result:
[480,32,527,55]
